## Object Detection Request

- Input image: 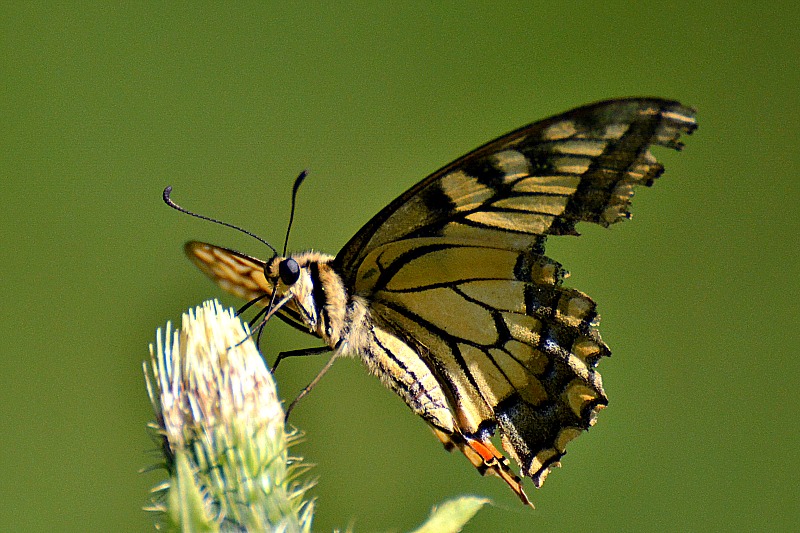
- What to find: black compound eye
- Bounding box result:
[278,258,301,286]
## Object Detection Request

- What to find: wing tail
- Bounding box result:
[431,426,533,507]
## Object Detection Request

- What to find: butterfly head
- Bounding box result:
[256,254,314,330]
[260,250,343,342]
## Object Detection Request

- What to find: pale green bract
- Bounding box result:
[144,300,314,532]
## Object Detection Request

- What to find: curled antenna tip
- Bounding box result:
[293,170,308,192]
[283,170,309,256]
[162,184,277,255]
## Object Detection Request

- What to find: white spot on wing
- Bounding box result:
[603,123,628,140]
[492,195,568,215]
[542,121,577,141]
[512,175,580,195]
[553,156,591,174]
[492,150,530,180]
[440,170,494,211]
[553,140,606,157]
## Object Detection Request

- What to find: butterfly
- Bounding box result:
[169,98,697,506]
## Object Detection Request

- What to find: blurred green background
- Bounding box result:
[2,2,798,531]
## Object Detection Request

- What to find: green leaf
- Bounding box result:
[410,496,490,533]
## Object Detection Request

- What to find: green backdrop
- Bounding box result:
[2,2,797,531]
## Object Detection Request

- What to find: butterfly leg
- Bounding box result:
[284,351,339,422]
[272,346,331,373]
[431,427,532,508]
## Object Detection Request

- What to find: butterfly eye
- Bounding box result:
[278,258,301,286]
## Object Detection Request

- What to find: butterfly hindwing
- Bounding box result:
[361,239,609,486]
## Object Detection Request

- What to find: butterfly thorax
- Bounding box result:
[288,256,388,364]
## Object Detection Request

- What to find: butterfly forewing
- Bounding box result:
[334,98,697,285]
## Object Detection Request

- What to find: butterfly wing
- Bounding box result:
[335,98,697,285]
[335,98,696,490]
[184,241,312,334]
[359,239,610,487]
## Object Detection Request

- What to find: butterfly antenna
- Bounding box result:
[247,170,308,349]
[282,170,308,256]
[241,169,306,348]
[242,169,307,351]
[163,186,278,257]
